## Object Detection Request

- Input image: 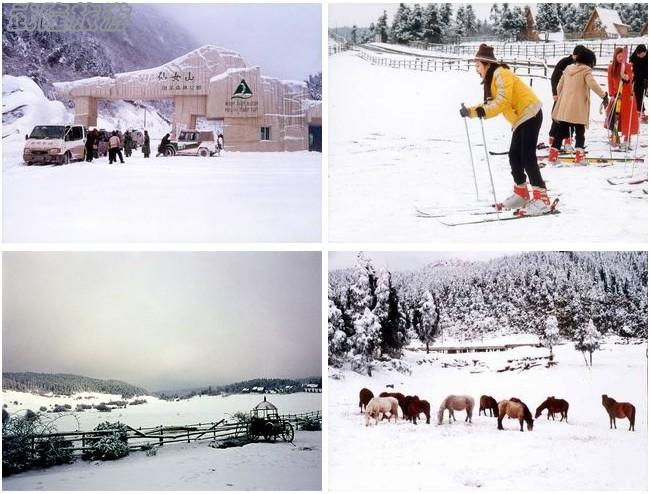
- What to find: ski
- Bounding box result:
[437,199,560,226]
[414,204,496,217]
[540,156,643,165]
[606,176,648,186]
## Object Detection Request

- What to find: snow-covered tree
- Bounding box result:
[351,308,381,376]
[535,3,562,32]
[376,10,389,42]
[489,3,503,35]
[347,252,376,318]
[454,5,467,37]
[305,72,321,101]
[501,5,527,40]
[422,4,443,43]
[391,3,413,44]
[409,4,424,40]
[439,3,454,39]
[541,315,560,361]
[351,25,358,44]
[464,5,478,36]
[418,291,441,353]
[574,319,603,367]
[328,299,347,367]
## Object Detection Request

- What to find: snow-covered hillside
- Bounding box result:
[2,76,321,242]
[329,338,647,490]
[2,391,321,432]
[329,51,647,242]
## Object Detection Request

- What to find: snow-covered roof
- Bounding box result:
[594,8,629,37]
[253,397,277,410]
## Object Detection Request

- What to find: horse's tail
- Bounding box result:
[631,405,636,429]
[437,400,446,424]
[468,396,475,410]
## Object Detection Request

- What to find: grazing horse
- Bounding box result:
[602,394,635,431]
[535,396,569,422]
[437,395,475,425]
[479,395,499,417]
[379,392,407,418]
[364,397,399,426]
[498,398,534,431]
[359,388,374,413]
[406,398,431,425]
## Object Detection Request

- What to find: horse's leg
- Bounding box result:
[519,418,524,432]
[497,415,504,430]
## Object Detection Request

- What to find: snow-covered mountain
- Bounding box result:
[2,4,198,97]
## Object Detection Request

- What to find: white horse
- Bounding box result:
[437,395,475,425]
[364,396,399,426]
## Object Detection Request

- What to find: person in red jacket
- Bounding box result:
[606,47,639,149]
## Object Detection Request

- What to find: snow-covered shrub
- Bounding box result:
[83,422,129,461]
[2,412,73,476]
[52,405,67,413]
[39,406,47,412]
[378,358,412,375]
[141,443,158,456]
[298,417,322,431]
[231,411,249,423]
[95,403,111,412]
[574,319,603,367]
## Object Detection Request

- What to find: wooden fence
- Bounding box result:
[8,411,322,456]
[356,46,610,86]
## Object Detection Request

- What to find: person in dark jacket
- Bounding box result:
[548,45,586,149]
[142,130,151,158]
[157,133,171,157]
[85,128,97,162]
[630,44,647,122]
[124,131,133,157]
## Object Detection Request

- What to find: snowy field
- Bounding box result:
[3,392,321,490]
[2,431,321,491]
[2,391,321,432]
[2,76,321,242]
[329,51,648,243]
[329,339,647,490]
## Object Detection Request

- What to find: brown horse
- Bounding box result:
[602,394,635,431]
[498,398,534,431]
[380,392,407,418]
[479,395,499,417]
[535,396,569,422]
[406,398,430,425]
[437,395,474,425]
[359,388,374,413]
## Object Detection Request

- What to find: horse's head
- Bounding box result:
[526,418,534,431]
[534,400,546,418]
[437,407,444,425]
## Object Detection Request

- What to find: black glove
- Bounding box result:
[459,106,470,118]
[602,94,609,106]
[476,106,486,119]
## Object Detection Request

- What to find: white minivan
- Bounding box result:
[23,125,86,165]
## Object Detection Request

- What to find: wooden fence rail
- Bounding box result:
[6,411,321,456]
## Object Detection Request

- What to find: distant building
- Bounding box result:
[241,388,250,393]
[582,8,630,39]
[303,383,321,393]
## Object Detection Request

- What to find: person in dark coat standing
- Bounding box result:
[548,45,585,150]
[142,130,151,158]
[157,133,171,157]
[124,131,133,158]
[629,44,647,122]
[85,128,96,162]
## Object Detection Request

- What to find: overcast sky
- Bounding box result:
[329,251,517,271]
[329,3,533,28]
[156,3,322,81]
[3,252,321,392]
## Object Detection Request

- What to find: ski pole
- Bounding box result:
[478,116,500,221]
[461,103,480,201]
[630,100,643,178]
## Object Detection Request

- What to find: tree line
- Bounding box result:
[329,252,647,375]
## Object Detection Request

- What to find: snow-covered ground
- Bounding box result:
[2,431,321,491]
[329,338,647,490]
[2,391,321,432]
[329,51,647,242]
[2,76,321,242]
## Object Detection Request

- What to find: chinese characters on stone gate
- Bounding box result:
[158,71,201,91]
[6,3,132,33]
[225,100,259,114]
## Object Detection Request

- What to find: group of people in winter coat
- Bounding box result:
[460,42,647,217]
[84,129,152,163]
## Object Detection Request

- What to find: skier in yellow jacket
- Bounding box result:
[460,44,550,216]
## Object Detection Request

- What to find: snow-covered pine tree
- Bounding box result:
[391,3,413,44]
[328,299,348,367]
[418,291,441,353]
[305,73,322,100]
[347,252,376,319]
[501,5,527,40]
[422,4,443,44]
[439,3,454,40]
[351,308,382,376]
[409,4,424,41]
[489,3,503,36]
[541,315,560,361]
[574,319,603,367]
[464,5,478,36]
[535,3,562,32]
[374,269,408,357]
[455,5,467,38]
[377,10,389,43]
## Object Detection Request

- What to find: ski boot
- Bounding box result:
[496,184,529,211]
[574,148,586,164]
[642,113,648,124]
[548,136,555,147]
[562,137,574,153]
[518,188,551,217]
[548,146,560,165]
